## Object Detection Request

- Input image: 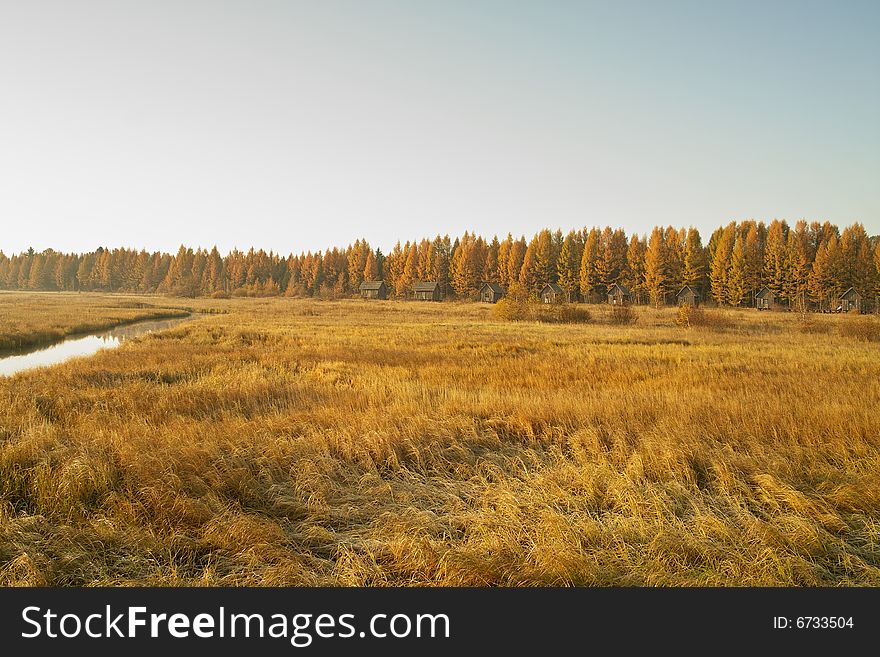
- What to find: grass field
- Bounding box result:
[1,292,879,586]
[0,292,190,352]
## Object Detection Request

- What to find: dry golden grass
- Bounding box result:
[0,291,190,351]
[1,293,879,586]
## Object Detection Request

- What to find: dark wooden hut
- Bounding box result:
[607,283,632,306]
[839,287,863,313]
[413,281,442,302]
[676,285,701,307]
[755,285,776,310]
[540,282,563,304]
[359,280,387,300]
[479,282,504,304]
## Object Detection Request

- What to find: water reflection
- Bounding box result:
[0,315,193,377]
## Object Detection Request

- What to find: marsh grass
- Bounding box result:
[838,316,880,342]
[1,293,879,586]
[608,305,637,325]
[0,291,190,352]
[493,299,591,324]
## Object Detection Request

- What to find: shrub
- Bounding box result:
[609,304,636,325]
[209,290,231,299]
[533,303,591,324]
[493,299,590,324]
[838,317,880,342]
[799,317,831,335]
[492,297,529,322]
[676,305,735,331]
[675,303,701,328]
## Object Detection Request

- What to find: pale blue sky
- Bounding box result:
[0,0,877,255]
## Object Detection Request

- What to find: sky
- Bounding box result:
[0,0,878,256]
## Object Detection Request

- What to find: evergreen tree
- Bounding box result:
[533,229,556,287]
[644,227,668,307]
[483,235,501,283]
[624,234,647,304]
[506,238,526,290]
[666,227,686,292]
[363,249,378,282]
[578,228,600,302]
[743,222,763,305]
[764,220,789,299]
[683,228,706,289]
[518,236,542,293]
[710,223,736,304]
[497,234,512,288]
[556,231,581,302]
[726,234,747,306]
[403,242,418,293]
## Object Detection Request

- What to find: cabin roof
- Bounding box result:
[677,284,701,298]
[413,281,439,292]
[480,282,504,294]
[755,285,773,299]
[840,286,861,300]
[608,283,631,296]
[541,282,563,294]
[359,280,385,291]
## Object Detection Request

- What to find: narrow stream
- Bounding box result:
[0,314,194,377]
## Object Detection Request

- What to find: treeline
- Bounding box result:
[1,220,878,308]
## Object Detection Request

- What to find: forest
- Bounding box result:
[1,219,878,310]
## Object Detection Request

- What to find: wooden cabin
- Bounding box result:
[676,285,701,307]
[607,283,632,306]
[839,287,863,313]
[413,281,442,302]
[755,285,775,310]
[479,282,504,304]
[359,280,387,300]
[540,282,563,304]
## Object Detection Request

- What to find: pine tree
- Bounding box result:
[518,237,542,293]
[710,223,736,304]
[432,235,452,295]
[416,239,432,280]
[808,235,840,309]
[743,223,762,305]
[682,228,706,289]
[346,239,369,291]
[726,234,747,306]
[483,235,501,283]
[403,243,418,294]
[666,227,686,292]
[644,227,668,307]
[764,220,788,299]
[578,228,600,302]
[875,241,880,299]
[497,235,512,287]
[556,231,581,302]
[27,253,45,290]
[533,229,555,287]
[451,235,479,298]
[595,227,628,294]
[387,241,405,296]
[839,223,873,295]
[363,250,378,282]
[507,238,526,289]
[624,234,646,304]
[783,224,812,308]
